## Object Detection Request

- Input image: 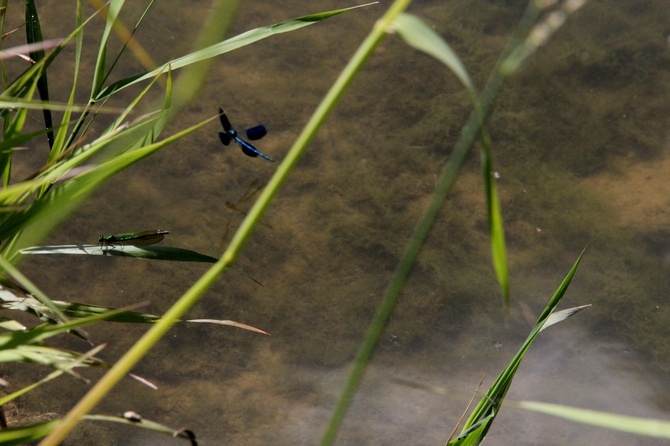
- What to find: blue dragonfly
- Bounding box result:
[218,108,274,162]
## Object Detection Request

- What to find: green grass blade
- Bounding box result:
[84,414,197,441]
[509,401,670,439]
[451,249,587,445]
[480,130,509,304]
[392,13,510,304]
[25,0,54,148]
[0,254,68,323]
[0,302,149,349]
[95,3,377,100]
[49,1,84,165]
[0,420,59,445]
[540,304,591,331]
[99,0,158,89]
[1,3,102,100]
[0,344,106,407]
[91,0,124,95]
[391,13,474,93]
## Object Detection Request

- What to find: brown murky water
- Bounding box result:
[3,1,669,445]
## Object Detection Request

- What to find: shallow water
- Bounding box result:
[5,0,670,445]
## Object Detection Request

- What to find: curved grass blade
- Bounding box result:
[0,343,107,407]
[0,254,68,324]
[391,13,509,305]
[0,301,149,349]
[449,249,587,445]
[391,13,474,93]
[95,3,378,100]
[186,319,269,335]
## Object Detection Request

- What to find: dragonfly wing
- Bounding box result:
[236,142,260,157]
[219,132,232,146]
[237,138,275,162]
[218,108,232,132]
[246,125,267,141]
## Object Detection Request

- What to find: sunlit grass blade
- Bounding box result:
[0,344,103,382]
[19,243,263,285]
[95,3,378,100]
[91,0,124,95]
[0,301,149,348]
[0,343,107,407]
[391,13,510,305]
[48,2,84,169]
[0,420,59,446]
[0,253,68,323]
[97,0,158,90]
[449,249,587,445]
[508,401,670,439]
[0,39,63,61]
[540,304,591,331]
[391,13,474,93]
[480,130,509,304]
[1,4,101,100]
[187,319,269,335]
[1,292,268,340]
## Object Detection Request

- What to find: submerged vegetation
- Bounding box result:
[0,0,668,444]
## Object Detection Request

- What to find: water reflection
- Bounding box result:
[10,0,670,445]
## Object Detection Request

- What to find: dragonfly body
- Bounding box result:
[218,108,274,162]
[99,230,170,248]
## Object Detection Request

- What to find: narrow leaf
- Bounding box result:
[96,3,377,100]
[20,244,218,263]
[391,13,474,93]
[540,304,591,332]
[510,401,670,439]
[187,319,269,335]
[481,131,509,305]
[451,249,587,445]
[25,0,54,148]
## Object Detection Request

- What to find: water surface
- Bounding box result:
[7,1,670,445]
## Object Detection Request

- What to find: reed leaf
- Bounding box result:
[449,249,586,445]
